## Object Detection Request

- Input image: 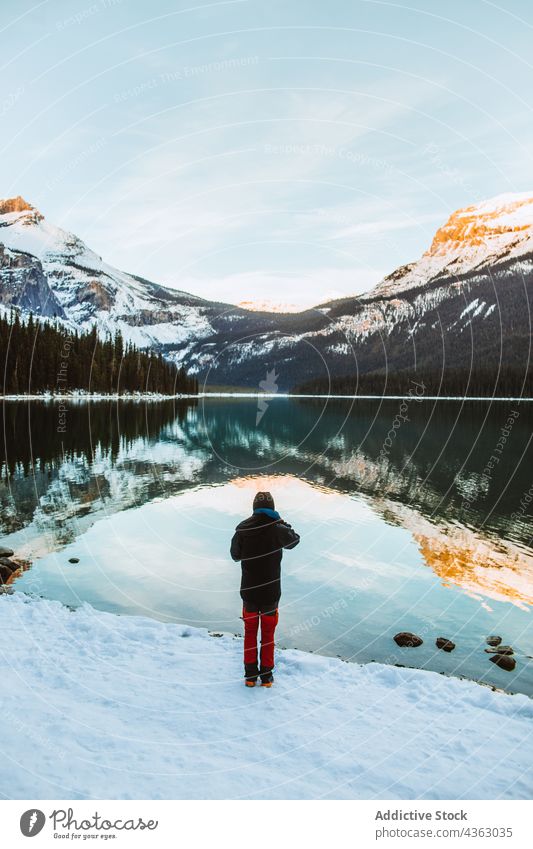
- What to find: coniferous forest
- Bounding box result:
[294,366,533,398]
[0,311,198,395]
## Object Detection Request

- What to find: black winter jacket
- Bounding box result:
[230,512,300,609]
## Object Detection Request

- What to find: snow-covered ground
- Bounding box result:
[1,594,531,800]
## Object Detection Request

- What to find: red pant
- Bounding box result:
[243,606,279,670]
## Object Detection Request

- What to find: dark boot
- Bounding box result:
[244,663,259,687]
[260,667,274,687]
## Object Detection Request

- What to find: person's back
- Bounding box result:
[230,491,299,686]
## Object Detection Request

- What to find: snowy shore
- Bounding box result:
[1,392,532,402]
[1,594,532,800]
[0,392,198,401]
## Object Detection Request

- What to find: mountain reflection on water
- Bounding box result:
[1,396,532,694]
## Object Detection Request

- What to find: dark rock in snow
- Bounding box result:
[486,636,502,647]
[489,654,516,672]
[68,557,80,564]
[394,632,423,647]
[436,637,455,652]
[0,563,13,583]
[0,546,14,557]
[485,646,514,656]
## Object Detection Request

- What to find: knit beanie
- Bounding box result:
[253,491,275,510]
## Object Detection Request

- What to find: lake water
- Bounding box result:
[2,396,532,695]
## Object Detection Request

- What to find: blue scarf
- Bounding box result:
[253,507,280,521]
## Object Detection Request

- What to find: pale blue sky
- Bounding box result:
[2,0,533,308]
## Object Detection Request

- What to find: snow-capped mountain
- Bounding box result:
[0,196,328,384]
[1,192,532,390]
[0,197,329,385]
[178,192,533,388]
[369,192,533,298]
[314,192,533,380]
[0,196,220,345]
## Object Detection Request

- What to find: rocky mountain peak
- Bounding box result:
[367,191,533,300]
[0,196,43,224]
[426,192,533,258]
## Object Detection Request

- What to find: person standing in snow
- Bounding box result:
[230,491,300,687]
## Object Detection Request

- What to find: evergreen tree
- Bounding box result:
[294,365,533,398]
[0,311,198,396]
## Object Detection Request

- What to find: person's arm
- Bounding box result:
[276,521,300,550]
[230,531,242,561]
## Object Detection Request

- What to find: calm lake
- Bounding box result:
[2,396,532,695]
